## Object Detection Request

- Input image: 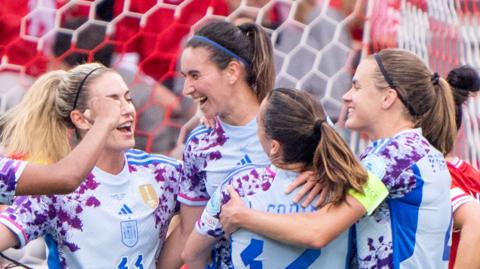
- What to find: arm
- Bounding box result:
[182,231,216,269]
[453,201,480,269]
[156,204,204,269]
[15,96,119,195]
[220,185,365,249]
[220,172,387,248]
[0,223,18,251]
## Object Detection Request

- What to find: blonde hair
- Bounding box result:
[0,63,110,162]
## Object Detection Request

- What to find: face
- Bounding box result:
[342,59,385,134]
[180,47,231,119]
[88,71,136,151]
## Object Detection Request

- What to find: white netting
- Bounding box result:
[0,0,478,159]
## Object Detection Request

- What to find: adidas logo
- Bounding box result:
[118,204,133,215]
[237,154,252,166]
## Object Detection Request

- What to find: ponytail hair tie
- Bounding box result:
[314,119,325,134]
[431,72,440,85]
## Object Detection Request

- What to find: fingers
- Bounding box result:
[292,180,315,204]
[200,116,215,129]
[285,171,313,194]
[227,185,240,200]
[301,183,322,208]
[314,187,329,208]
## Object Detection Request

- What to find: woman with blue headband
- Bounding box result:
[156,20,276,269]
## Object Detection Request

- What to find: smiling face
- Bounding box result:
[342,59,385,135]
[180,46,232,119]
[87,71,136,152]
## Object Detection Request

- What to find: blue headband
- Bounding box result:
[190,35,249,68]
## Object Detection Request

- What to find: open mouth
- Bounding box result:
[198,96,208,105]
[116,122,133,133]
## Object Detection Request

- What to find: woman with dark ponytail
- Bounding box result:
[219,48,456,269]
[157,21,276,269]
[445,65,480,269]
[182,88,374,268]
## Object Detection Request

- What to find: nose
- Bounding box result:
[342,88,353,103]
[182,79,194,96]
[120,98,135,117]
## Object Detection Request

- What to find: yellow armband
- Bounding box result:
[347,172,388,215]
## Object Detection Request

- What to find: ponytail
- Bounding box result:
[262,88,367,205]
[417,78,457,155]
[313,123,368,204]
[238,23,275,102]
[0,70,71,162]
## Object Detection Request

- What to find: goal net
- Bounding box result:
[0,0,478,169]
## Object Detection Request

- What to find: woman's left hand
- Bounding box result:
[220,186,248,235]
[285,171,327,208]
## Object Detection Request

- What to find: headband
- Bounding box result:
[190,35,250,68]
[374,53,419,116]
[73,67,102,110]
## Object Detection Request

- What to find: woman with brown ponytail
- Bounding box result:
[181,88,377,268]
[157,20,276,269]
[219,48,457,269]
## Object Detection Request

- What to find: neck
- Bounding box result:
[95,149,126,175]
[366,114,415,141]
[220,85,259,126]
[274,162,306,173]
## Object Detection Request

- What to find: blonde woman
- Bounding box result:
[0,63,181,268]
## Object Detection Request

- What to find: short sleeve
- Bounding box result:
[195,187,229,238]
[177,141,210,206]
[0,158,27,205]
[0,195,57,247]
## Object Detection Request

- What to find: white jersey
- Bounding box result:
[0,149,181,269]
[197,164,354,269]
[179,118,270,268]
[0,157,27,205]
[355,129,452,269]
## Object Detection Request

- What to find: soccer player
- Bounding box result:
[445,65,480,269]
[0,63,181,268]
[220,48,456,269]
[0,71,120,204]
[157,21,276,269]
[181,88,385,268]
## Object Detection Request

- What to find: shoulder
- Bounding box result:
[223,164,267,184]
[185,124,214,146]
[125,149,181,169]
[362,131,431,175]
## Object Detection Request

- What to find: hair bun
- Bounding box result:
[447,65,480,92]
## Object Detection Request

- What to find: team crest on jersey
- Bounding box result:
[139,184,159,209]
[121,220,138,247]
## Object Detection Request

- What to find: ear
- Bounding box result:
[382,88,398,110]
[270,139,281,156]
[225,60,242,85]
[70,110,92,131]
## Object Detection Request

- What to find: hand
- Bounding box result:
[285,171,327,208]
[86,96,120,130]
[220,186,246,235]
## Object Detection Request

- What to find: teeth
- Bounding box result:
[117,122,132,128]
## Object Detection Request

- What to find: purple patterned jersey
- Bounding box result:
[0,149,181,269]
[0,157,27,205]
[355,129,452,269]
[179,118,270,269]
